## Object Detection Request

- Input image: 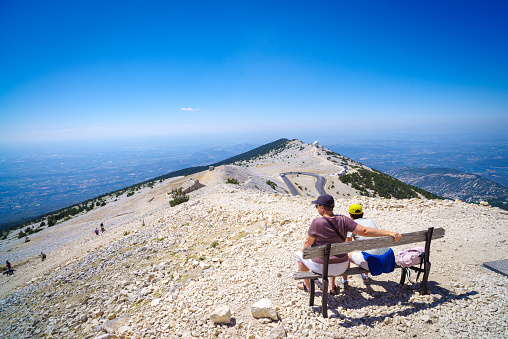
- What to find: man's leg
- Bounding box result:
[349,251,371,285]
[341,252,353,281]
[339,253,354,288]
[329,276,336,292]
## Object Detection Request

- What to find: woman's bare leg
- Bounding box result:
[297,261,311,290]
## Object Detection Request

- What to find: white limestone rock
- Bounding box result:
[116,325,132,336]
[93,333,117,339]
[102,314,130,334]
[210,305,232,324]
[421,314,432,323]
[251,298,278,321]
[92,310,104,318]
[268,324,287,338]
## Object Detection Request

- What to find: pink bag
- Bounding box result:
[397,247,425,268]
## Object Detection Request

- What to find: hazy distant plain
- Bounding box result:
[0,135,506,227]
[0,139,256,226]
[329,136,508,187]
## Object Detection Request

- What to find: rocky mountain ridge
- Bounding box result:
[1,139,439,237]
[0,140,507,338]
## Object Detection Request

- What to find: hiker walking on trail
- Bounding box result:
[5,260,12,275]
[100,222,105,234]
[95,228,99,236]
[41,252,46,261]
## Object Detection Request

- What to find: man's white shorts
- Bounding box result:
[296,250,349,276]
[351,251,369,270]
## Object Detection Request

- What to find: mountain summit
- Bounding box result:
[1,139,507,338]
[194,139,440,200]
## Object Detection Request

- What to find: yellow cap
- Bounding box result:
[348,204,363,215]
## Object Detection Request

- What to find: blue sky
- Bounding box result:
[1,1,507,145]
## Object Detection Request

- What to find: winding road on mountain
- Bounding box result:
[280,172,327,196]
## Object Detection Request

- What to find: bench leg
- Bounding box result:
[422,227,433,295]
[309,279,315,306]
[399,267,407,286]
[321,279,328,318]
[422,261,431,295]
[320,243,331,318]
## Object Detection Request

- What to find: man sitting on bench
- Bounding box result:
[341,204,394,288]
[296,194,401,294]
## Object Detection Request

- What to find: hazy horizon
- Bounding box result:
[1,134,506,227]
[1,2,507,145]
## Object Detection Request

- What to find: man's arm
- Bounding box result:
[352,224,401,241]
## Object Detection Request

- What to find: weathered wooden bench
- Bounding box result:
[294,227,445,318]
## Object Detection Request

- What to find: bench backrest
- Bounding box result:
[302,227,445,259]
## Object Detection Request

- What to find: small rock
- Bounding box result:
[421,315,432,323]
[268,324,287,338]
[210,305,232,324]
[117,325,132,335]
[251,298,278,321]
[93,334,117,339]
[102,314,130,334]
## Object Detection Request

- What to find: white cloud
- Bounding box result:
[181,107,200,111]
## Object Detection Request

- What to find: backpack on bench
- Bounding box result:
[397,246,425,267]
[397,246,425,283]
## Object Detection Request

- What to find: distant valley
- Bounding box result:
[387,167,508,210]
[0,139,438,233]
[0,140,258,227]
[2,135,506,228]
[327,136,508,187]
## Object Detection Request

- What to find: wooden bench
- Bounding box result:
[294,227,445,318]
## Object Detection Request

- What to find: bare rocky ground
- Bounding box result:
[1,141,507,338]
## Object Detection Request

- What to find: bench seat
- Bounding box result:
[294,265,401,280]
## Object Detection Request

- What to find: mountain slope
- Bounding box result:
[1,154,507,338]
[2,139,439,237]
[0,139,292,232]
[387,167,508,209]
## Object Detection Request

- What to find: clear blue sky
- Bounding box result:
[1,1,507,145]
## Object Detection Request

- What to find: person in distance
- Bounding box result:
[5,260,13,276]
